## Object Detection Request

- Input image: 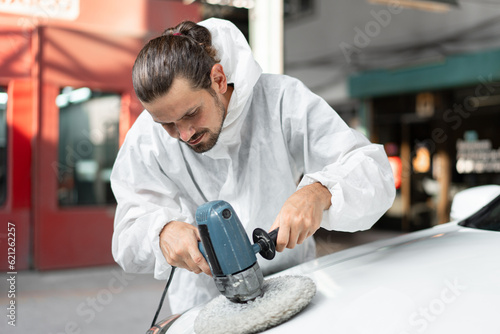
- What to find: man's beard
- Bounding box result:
[183,93,226,154]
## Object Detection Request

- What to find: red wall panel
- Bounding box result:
[0,79,34,271]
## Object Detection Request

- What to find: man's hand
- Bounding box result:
[269,183,331,252]
[159,221,212,276]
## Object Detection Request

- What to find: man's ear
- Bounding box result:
[210,64,228,94]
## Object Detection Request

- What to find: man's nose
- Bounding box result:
[177,122,196,142]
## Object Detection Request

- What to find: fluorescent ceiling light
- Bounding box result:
[56,87,92,108]
[56,94,70,108]
[0,92,8,105]
[69,87,92,104]
[368,0,459,12]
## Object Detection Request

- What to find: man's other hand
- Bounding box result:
[270,182,331,252]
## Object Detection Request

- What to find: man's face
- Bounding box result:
[143,77,227,153]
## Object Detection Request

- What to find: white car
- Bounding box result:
[153,185,500,334]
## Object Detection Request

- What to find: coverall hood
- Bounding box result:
[199,18,262,136]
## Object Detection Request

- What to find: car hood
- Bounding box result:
[167,222,500,334]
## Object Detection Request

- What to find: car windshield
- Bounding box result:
[459,194,500,232]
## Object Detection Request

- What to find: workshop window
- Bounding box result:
[56,87,120,206]
[0,87,7,206]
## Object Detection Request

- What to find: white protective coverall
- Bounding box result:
[111,18,396,314]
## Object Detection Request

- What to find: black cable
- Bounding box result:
[151,266,176,328]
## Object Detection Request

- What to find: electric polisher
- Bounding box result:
[196,200,279,303]
[147,200,316,334]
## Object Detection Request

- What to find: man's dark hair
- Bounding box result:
[132,21,219,103]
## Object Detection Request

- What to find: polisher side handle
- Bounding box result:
[268,228,279,246]
[252,227,279,260]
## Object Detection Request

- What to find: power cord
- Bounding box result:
[151,266,176,328]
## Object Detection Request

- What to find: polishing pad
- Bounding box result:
[194,275,316,334]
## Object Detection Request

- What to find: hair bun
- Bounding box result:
[133,20,220,103]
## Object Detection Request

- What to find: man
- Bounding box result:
[111,18,395,314]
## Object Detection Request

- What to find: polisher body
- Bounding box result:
[196,200,277,303]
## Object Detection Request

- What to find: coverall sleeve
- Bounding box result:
[282,77,396,232]
[110,129,189,280]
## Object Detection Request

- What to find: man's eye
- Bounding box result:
[186,109,199,118]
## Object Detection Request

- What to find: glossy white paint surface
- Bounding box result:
[168,222,500,334]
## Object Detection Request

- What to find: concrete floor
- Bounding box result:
[0,227,402,334]
[0,265,170,334]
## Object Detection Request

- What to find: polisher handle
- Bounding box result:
[268,228,279,246]
[252,227,279,260]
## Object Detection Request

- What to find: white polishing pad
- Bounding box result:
[194,275,316,334]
